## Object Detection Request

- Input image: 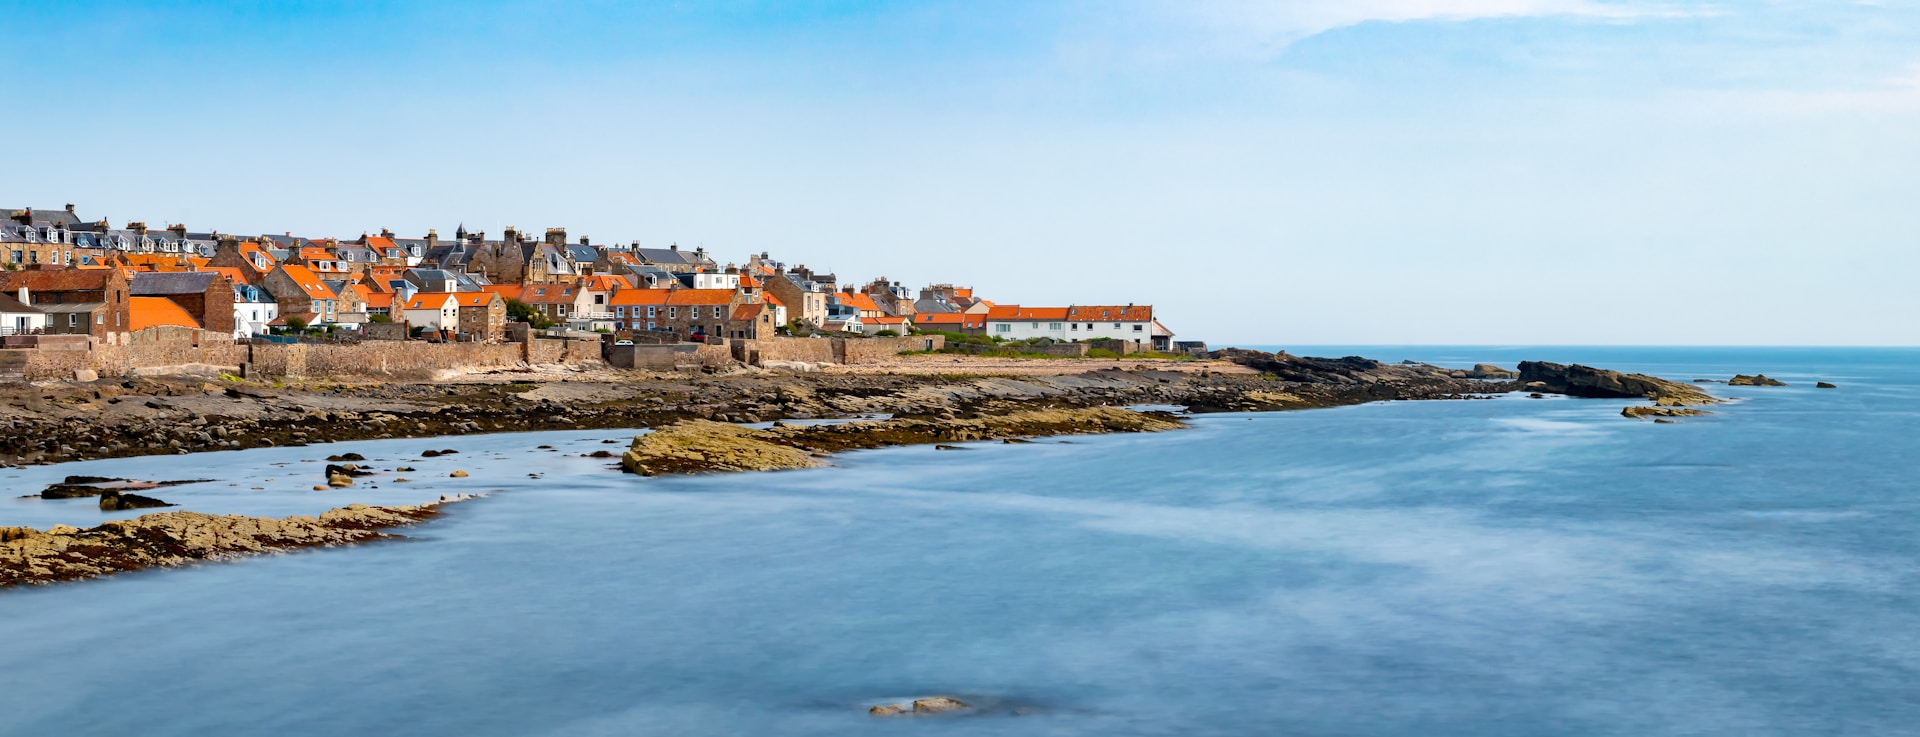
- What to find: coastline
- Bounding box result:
[1,350,1715,587]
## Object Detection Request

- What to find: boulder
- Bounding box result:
[1622,406,1710,419]
[73,369,98,382]
[913,697,970,714]
[1728,374,1787,387]
[98,492,174,511]
[1517,361,1716,405]
[1466,363,1518,380]
[1816,381,1837,389]
[868,704,907,717]
[327,474,354,488]
[449,470,469,478]
[326,453,367,462]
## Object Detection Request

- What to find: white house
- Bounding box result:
[402,292,461,333]
[0,289,47,336]
[690,272,740,290]
[1063,305,1156,345]
[233,283,279,339]
[984,306,1071,341]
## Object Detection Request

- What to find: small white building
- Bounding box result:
[690,272,740,290]
[402,292,461,333]
[233,283,278,339]
[0,289,47,336]
[984,306,1071,341]
[1063,305,1156,346]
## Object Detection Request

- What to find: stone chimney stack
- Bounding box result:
[380,228,395,239]
[545,227,566,245]
[578,236,590,246]
[503,226,519,244]
[168,223,187,238]
[17,286,29,305]
[127,222,148,236]
[425,229,439,249]
[64,204,75,214]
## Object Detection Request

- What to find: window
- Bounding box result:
[713,306,723,319]
[1133,324,1143,332]
[647,306,656,318]
[97,313,104,325]
[1070,323,1078,331]
[616,306,626,317]
[1049,323,1061,330]
[668,307,677,319]
[647,321,656,330]
[995,323,1010,333]
[68,314,78,328]
[1114,322,1122,328]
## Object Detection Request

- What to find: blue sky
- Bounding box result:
[6,0,1918,345]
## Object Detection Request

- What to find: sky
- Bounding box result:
[4,0,1917,345]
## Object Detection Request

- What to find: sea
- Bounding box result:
[1,346,1915,737]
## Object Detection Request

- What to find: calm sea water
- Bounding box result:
[2,347,1916,737]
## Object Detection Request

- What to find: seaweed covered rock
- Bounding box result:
[98,492,174,511]
[1518,362,1717,406]
[1729,374,1788,387]
[621,420,825,476]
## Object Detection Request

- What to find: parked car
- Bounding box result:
[614,339,633,346]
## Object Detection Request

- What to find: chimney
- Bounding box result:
[127,222,147,236]
[168,223,186,238]
[669,243,678,252]
[64,204,75,214]
[545,227,566,245]
[381,228,394,239]
[426,229,439,249]
[16,287,28,305]
[503,226,519,244]
[578,236,590,246]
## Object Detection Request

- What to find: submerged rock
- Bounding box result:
[2,497,473,587]
[869,704,906,717]
[325,453,366,462]
[1729,374,1788,387]
[449,470,469,478]
[1622,406,1710,420]
[1817,381,1838,389]
[914,697,971,714]
[98,492,173,511]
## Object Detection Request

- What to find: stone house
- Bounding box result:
[260,263,340,326]
[451,292,507,342]
[129,272,236,336]
[0,268,132,338]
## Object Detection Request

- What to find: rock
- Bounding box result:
[1622,406,1710,419]
[326,453,366,462]
[312,485,328,491]
[98,492,173,511]
[1729,374,1788,387]
[421,450,441,458]
[1816,381,1837,389]
[869,704,907,717]
[73,369,98,382]
[1517,362,1716,405]
[395,478,411,483]
[588,450,614,458]
[913,697,970,714]
[327,474,354,488]
[449,470,469,478]
[934,445,968,451]
[1466,363,1518,380]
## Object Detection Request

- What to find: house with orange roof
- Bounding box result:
[129,297,201,331]
[725,303,776,340]
[519,282,587,325]
[206,238,278,284]
[832,290,883,319]
[911,311,984,335]
[1064,305,1157,347]
[261,263,341,325]
[402,292,461,335]
[605,287,743,337]
[451,291,507,342]
[983,305,1072,341]
[865,314,910,334]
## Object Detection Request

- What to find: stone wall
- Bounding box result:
[839,335,945,364]
[1088,339,1140,356]
[249,341,525,379]
[750,337,838,364]
[527,337,604,366]
[91,327,248,376]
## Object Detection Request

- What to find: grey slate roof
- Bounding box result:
[131,272,222,295]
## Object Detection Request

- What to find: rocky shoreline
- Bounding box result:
[0,352,1716,467]
[0,496,475,588]
[0,351,1718,588]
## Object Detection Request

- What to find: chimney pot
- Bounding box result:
[64,204,75,213]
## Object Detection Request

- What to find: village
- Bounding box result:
[0,204,1186,378]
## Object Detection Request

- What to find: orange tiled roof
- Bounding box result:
[953,288,972,299]
[129,297,201,330]
[867,315,906,325]
[482,284,524,301]
[987,305,1069,320]
[404,292,458,310]
[837,291,881,312]
[762,292,785,307]
[666,289,736,305]
[607,288,672,306]
[915,312,967,325]
[298,247,335,262]
[276,264,335,299]
[731,303,765,321]
[364,292,394,310]
[453,293,499,308]
[520,283,577,304]
[739,275,761,288]
[1067,305,1152,322]
[582,275,628,292]
[364,236,397,251]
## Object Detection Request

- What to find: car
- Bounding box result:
[614,339,634,346]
